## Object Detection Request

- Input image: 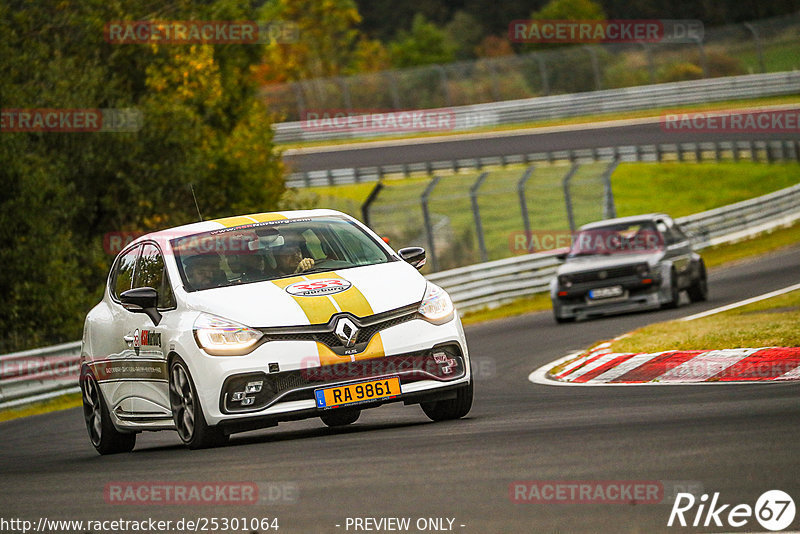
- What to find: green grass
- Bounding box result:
[611,162,800,219]
[0,392,82,423]
[608,289,800,354]
[278,94,800,150]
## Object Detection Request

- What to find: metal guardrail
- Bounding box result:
[275,71,800,145]
[287,138,800,188]
[2,181,800,409]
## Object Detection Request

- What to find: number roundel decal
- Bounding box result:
[285,278,352,297]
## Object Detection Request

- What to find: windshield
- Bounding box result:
[568,221,663,257]
[171,216,393,291]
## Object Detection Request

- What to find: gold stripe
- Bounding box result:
[271,275,339,324]
[249,213,288,223]
[315,333,386,367]
[212,213,288,228]
[303,271,374,318]
[354,332,385,361]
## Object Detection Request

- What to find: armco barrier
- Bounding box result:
[275,71,800,145]
[2,182,800,409]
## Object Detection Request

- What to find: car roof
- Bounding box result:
[579,213,671,231]
[128,209,350,247]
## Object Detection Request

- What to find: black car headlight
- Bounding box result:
[558,274,573,288]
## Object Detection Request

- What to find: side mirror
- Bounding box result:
[398,247,426,269]
[120,287,162,326]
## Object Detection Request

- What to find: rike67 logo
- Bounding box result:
[668,490,795,531]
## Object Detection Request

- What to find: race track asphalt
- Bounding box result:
[2,244,798,533]
[283,114,800,173]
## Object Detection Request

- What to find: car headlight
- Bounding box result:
[635,263,650,277]
[558,274,573,288]
[418,282,455,324]
[193,313,264,356]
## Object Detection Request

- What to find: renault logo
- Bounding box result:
[334,317,359,347]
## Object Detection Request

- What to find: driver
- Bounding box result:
[273,237,315,275]
[184,254,226,290]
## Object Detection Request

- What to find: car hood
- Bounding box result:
[182,261,427,327]
[557,251,663,275]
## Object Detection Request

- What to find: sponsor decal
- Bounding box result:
[133,329,162,348]
[285,279,352,297]
[89,360,167,382]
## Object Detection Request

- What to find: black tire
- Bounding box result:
[81,368,136,455]
[320,409,361,427]
[421,381,473,422]
[169,357,229,449]
[662,269,681,309]
[687,261,708,303]
[552,300,575,324]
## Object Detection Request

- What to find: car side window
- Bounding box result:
[656,220,677,245]
[133,244,176,309]
[671,223,689,243]
[111,246,140,299]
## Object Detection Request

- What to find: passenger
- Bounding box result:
[184,254,226,290]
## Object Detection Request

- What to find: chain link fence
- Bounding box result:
[358,162,616,272]
[263,13,800,122]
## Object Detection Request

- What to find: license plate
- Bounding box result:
[589,285,624,299]
[314,377,401,409]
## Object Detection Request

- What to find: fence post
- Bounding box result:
[337,76,353,112]
[292,82,306,122]
[562,163,580,233]
[694,36,709,78]
[584,46,602,90]
[601,158,619,219]
[517,166,535,250]
[434,64,452,107]
[536,54,550,96]
[743,23,766,74]
[470,172,490,263]
[360,182,385,227]
[384,71,402,109]
[421,175,442,272]
[640,43,656,84]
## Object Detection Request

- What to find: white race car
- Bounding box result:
[80,210,472,453]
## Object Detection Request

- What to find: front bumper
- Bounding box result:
[186,315,470,426]
[554,276,662,319]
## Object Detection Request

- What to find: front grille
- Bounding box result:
[258,303,419,350]
[570,264,638,284]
